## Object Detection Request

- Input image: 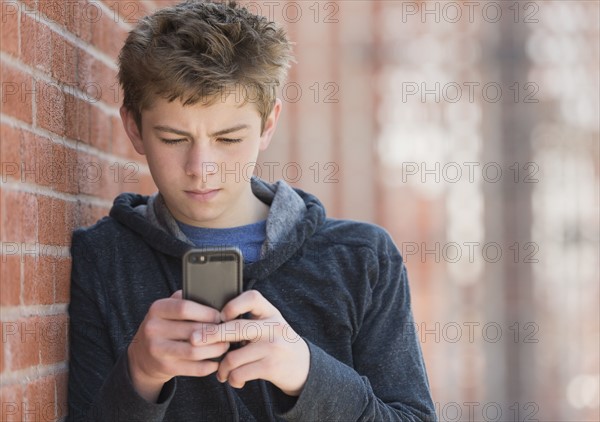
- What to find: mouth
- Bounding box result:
[184,188,221,201]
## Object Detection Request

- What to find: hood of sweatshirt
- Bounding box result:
[108,177,326,281]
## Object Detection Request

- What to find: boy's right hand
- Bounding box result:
[127,290,230,402]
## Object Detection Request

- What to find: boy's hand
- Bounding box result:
[195,290,310,397]
[127,290,230,402]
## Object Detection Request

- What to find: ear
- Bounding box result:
[259,99,282,151]
[119,106,145,155]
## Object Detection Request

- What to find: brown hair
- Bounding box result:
[117,0,294,133]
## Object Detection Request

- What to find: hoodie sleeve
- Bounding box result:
[275,233,437,421]
[67,229,176,421]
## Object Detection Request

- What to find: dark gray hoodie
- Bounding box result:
[67,177,436,421]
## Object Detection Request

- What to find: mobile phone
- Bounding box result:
[182,247,243,311]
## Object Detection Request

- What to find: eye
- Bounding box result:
[218,138,242,144]
[160,138,186,144]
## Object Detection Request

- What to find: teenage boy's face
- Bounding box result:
[120,94,281,228]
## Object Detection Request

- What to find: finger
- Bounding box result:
[153,297,221,323]
[190,323,225,346]
[220,290,278,322]
[202,319,283,345]
[223,357,271,389]
[163,339,230,362]
[171,290,183,299]
[145,320,219,343]
[216,342,269,383]
[174,359,220,378]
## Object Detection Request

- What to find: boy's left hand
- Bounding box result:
[191,290,309,396]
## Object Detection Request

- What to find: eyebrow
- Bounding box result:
[153,124,250,138]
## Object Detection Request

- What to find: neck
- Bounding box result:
[217,182,269,228]
[243,186,270,224]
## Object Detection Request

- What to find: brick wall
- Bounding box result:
[1,1,157,420]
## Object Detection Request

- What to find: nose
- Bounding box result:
[184,142,217,179]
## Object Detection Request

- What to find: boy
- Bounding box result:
[67,1,436,420]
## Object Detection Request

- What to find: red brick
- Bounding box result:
[45,139,65,189]
[84,67,116,107]
[79,154,125,201]
[20,14,52,73]
[43,142,71,192]
[100,160,119,200]
[23,256,54,305]
[75,201,108,228]
[27,134,53,189]
[38,0,67,27]
[64,41,78,86]
[0,255,21,306]
[0,124,24,182]
[1,65,33,124]
[55,371,68,418]
[54,257,71,304]
[21,192,38,243]
[89,104,112,152]
[93,59,119,106]
[36,196,53,244]
[5,317,40,370]
[0,189,20,242]
[77,152,108,198]
[0,0,20,57]
[76,48,92,88]
[38,143,58,189]
[75,151,94,196]
[20,0,37,11]
[121,165,155,195]
[36,80,66,136]
[19,130,79,194]
[92,4,129,59]
[0,384,24,421]
[0,323,4,373]
[62,199,76,244]
[51,142,78,194]
[0,190,38,243]
[105,0,151,24]
[50,31,65,80]
[67,2,94,42]
[19,129,36,184]
[50,33,77,87]
[54,197,70,244]
[24,374,57,421]
[64,93,78,141]
[64,93,91,145]
[65,147,80,195]
[37,196,69,245]
[39,314,68,366]
[76,48,95,92]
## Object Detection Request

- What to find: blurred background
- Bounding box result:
[256,1,600,420]
[1,0,598,420]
